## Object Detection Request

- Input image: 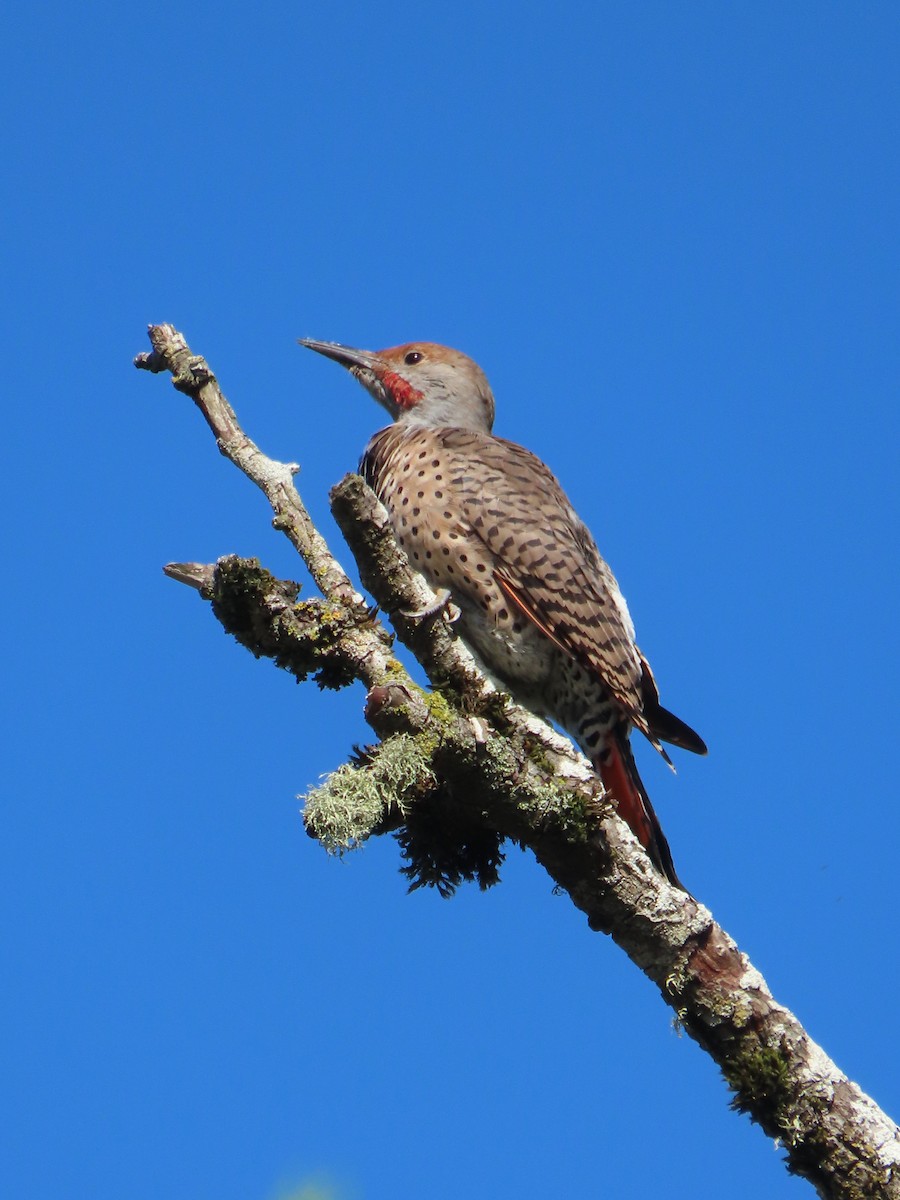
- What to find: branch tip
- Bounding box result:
[163,561,216,592]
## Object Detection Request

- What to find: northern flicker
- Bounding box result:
[300,338,707,888]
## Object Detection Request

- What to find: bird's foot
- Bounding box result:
[403,587,460,625]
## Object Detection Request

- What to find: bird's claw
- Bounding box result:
[403,587,460,625]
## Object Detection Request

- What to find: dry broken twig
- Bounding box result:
[135,323,899,1199]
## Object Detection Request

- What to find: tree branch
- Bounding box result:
[135,323,900,1199]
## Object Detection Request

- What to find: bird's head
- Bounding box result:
[299,338,495,433]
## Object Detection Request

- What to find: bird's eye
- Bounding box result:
[404,351,423,365]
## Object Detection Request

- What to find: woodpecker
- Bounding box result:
[300,338,706,888]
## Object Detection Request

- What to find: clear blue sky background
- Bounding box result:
[2,4,897,1198]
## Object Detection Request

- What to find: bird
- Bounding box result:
[299,337,706,889]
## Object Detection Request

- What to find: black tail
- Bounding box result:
[639,656,707,756]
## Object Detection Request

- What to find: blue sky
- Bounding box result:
[2,4,898,1197]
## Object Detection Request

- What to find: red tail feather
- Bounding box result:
[596,737,685,891]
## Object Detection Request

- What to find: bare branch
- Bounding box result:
[136,324,900,1200]
[137,323,358,606]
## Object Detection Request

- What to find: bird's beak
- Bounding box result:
[298,338,382,372]
[298,338,396,417]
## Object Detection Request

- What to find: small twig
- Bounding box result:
[163,561,216,593]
